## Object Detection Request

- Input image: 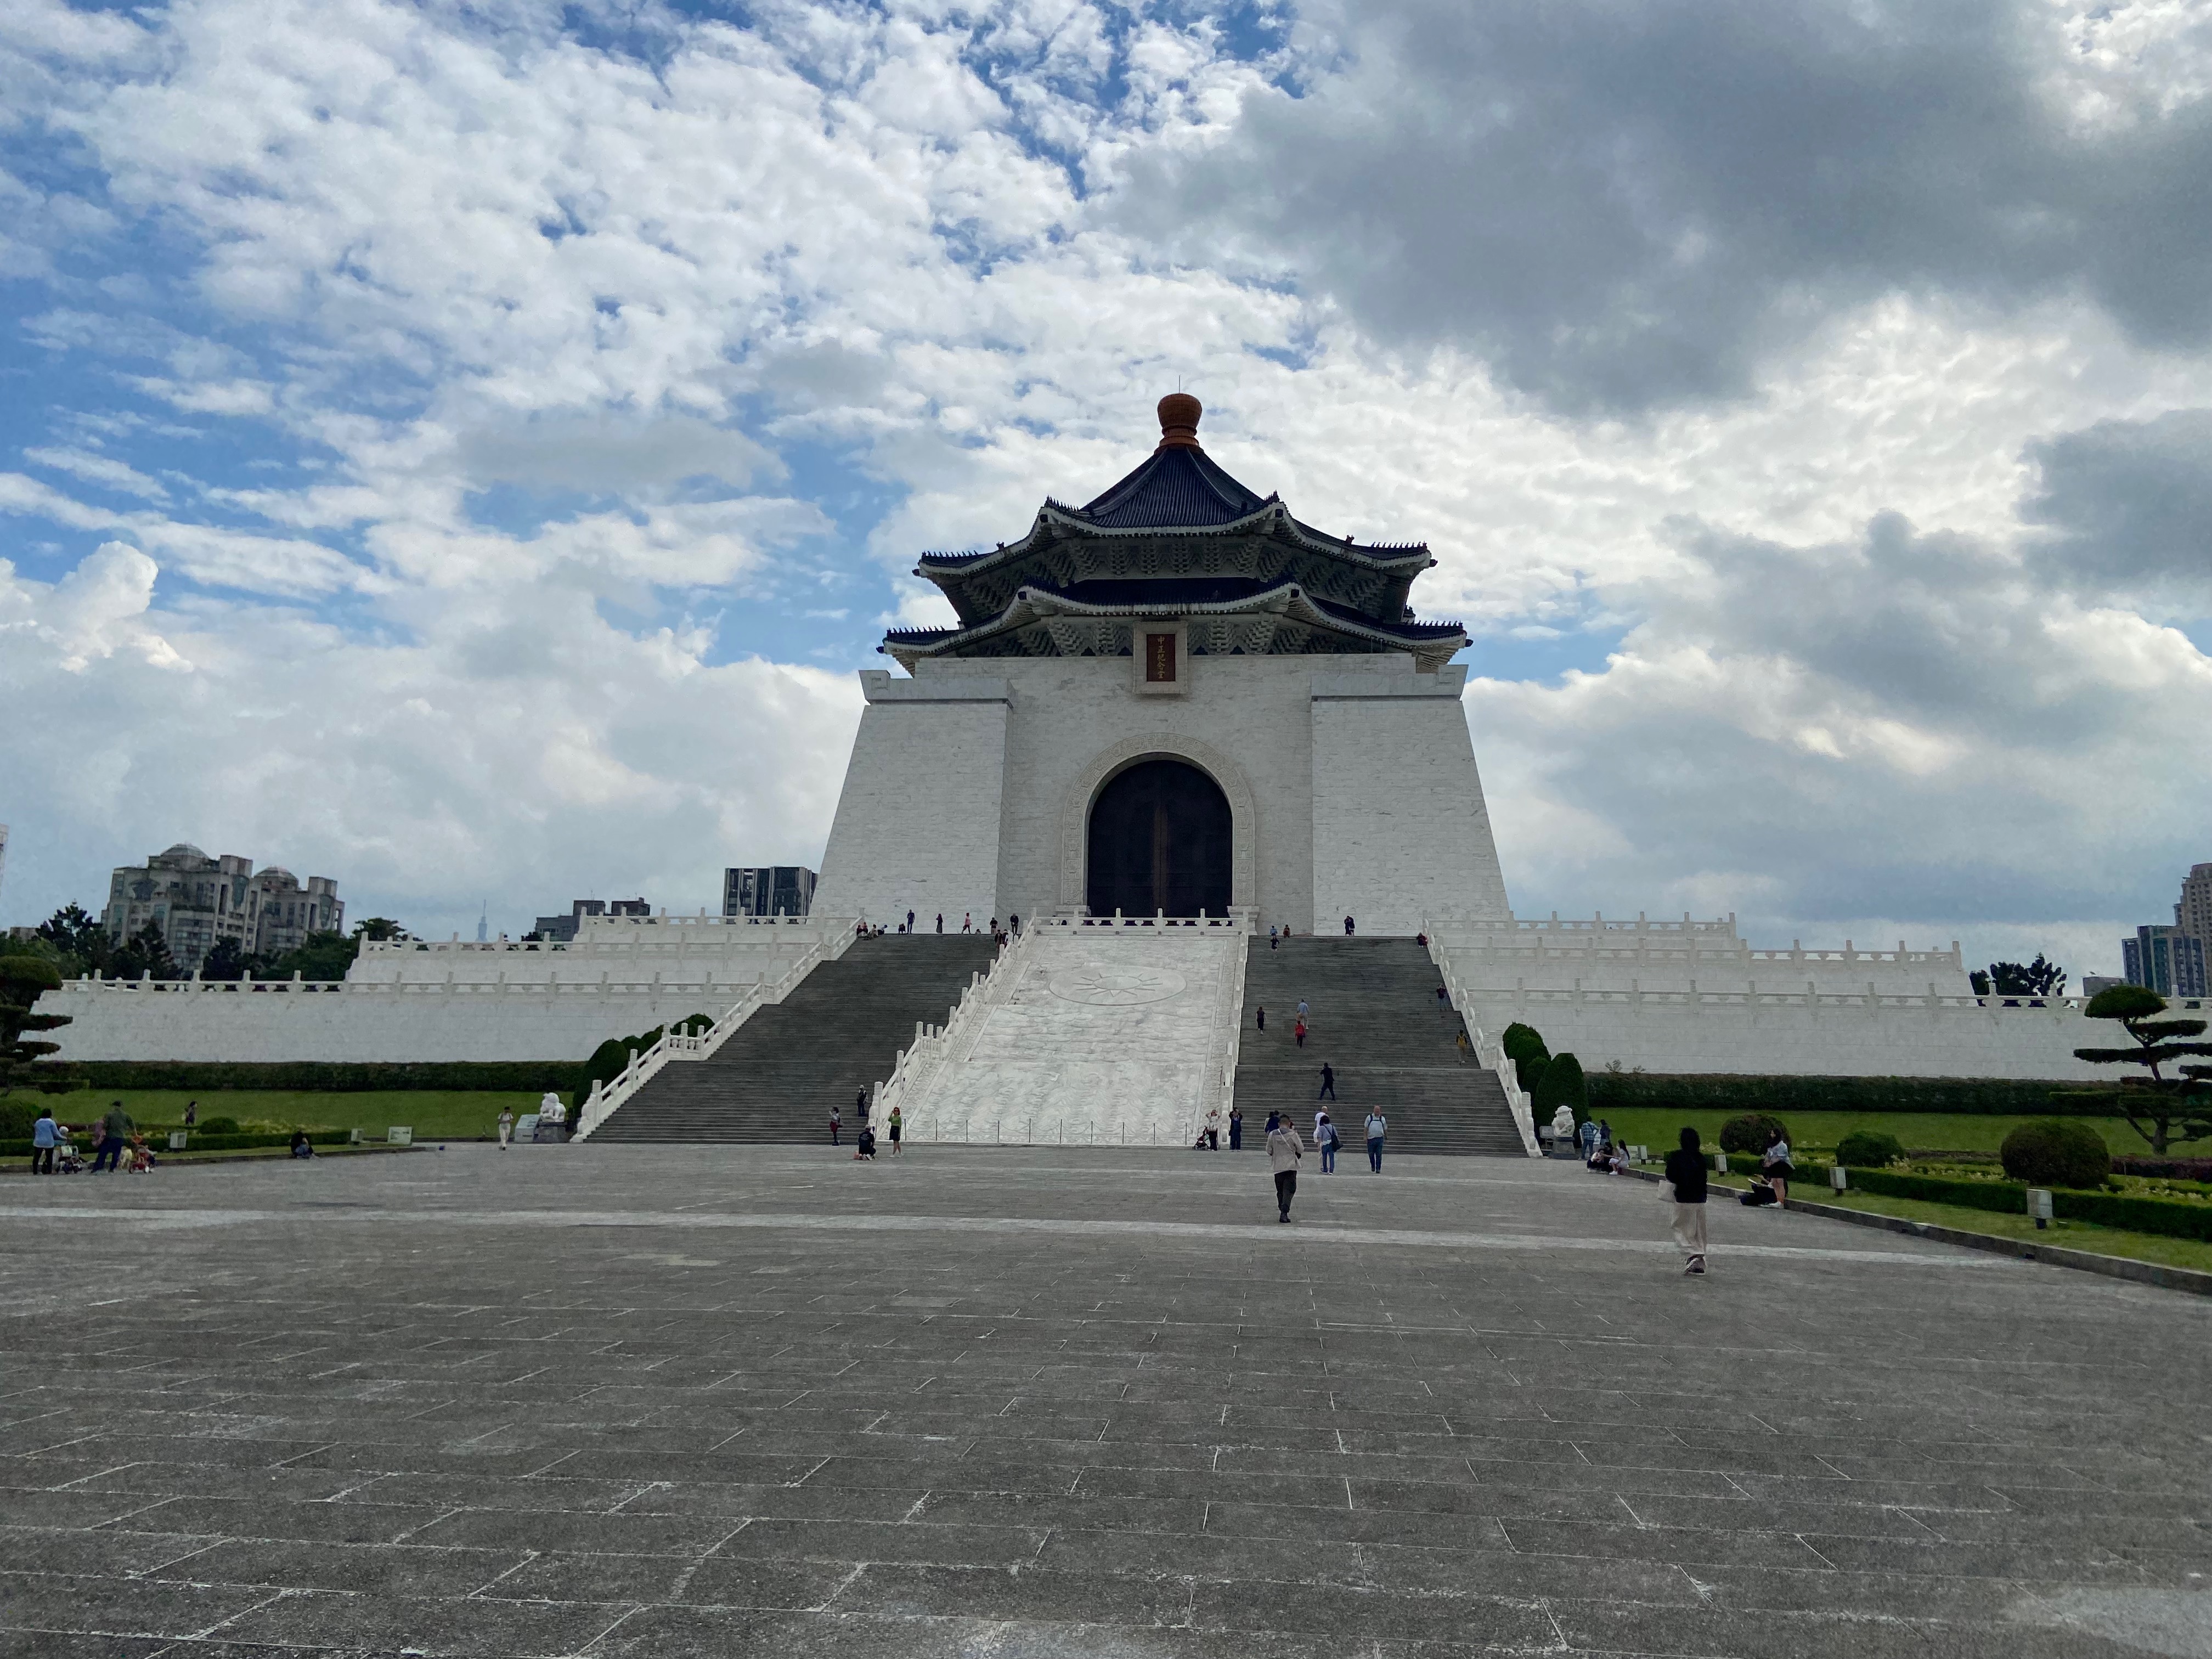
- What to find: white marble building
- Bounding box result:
[816,394,1509,936]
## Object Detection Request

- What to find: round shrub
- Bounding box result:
[1719,1113,1788,1155]
[2000,1119,2111,1188]
[1834,1129,1905,1169]
[196,1115,242,1136]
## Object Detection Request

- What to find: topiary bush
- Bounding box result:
[1719,1113,1789,1155]
[1500,1022,1550,1094]
[196,1115,242,1136]
[1530,1051,1587,1127]
[2000,1119,2112,1188]
[1834,1129,1905,1169]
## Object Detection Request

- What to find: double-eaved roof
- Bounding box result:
[883,396,1467,673]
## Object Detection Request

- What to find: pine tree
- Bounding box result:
[2072,985,2212,1154]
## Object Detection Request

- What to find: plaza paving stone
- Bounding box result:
[2,1143,2208,1657]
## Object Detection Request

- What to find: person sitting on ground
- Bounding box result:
[854,1125,877,1160]
[290,1128,315,1159]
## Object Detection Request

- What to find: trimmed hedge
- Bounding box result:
[70,1061,578,1093]
[2,1130,357,1156]
[2117,1156,2212,1181]
[1720,1154,2212,1243]
[1587,1073,2121,1116]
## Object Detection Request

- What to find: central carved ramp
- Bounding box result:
[588,935,998,1143]
[1235,936,1525,1155]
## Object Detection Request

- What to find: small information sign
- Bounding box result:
[168,1131,188,1151]
[387,1126,413,1146]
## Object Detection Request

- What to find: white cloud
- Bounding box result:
[0,0,2207,976]
[24,445,171,502]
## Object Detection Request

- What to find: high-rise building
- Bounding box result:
[532,896,651,943]
[724,866,816,919]
[2123,924,2208,998]
[249,867,345,959]
[2179,863,2212,951]
[101,844,343,973]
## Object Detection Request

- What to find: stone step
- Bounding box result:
[588,935,1000,1143]
[1232,936,1525,1156]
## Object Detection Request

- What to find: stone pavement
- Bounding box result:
[3,1144,2208,1658]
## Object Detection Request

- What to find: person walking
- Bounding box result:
[1318,1063,1336,1103]
[92,1101,132,1173]
[1255,1005,1266,1032]
[1294,1016,1307,1049]
[1296,997,1309,1022]
[935,913,944,933]
[962,912,972,933]
[1454,1028,1474,1065]
[1227,1105,1243,1150]
[1344,915,1356,936]
[1363,1109,1387,1172]
[1269,925,1278,950]
[183,1100,198,1127]
[856,1086,870,1125]
[888,1105,904,1154]
[497,1107,515,1149]
[829,1105,842,1147]
[1664,1126,1711,1274]
[1760,1128,1793,1205]
[31,1107,59,1175]
[1266,1111,1304,1222]
[1436,985,1451,1022]
[1316,1111,1338,1174]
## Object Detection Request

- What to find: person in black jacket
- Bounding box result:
[1663,1127,1709,1276]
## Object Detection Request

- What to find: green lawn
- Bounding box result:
[33,1090,544,1141]
[1688,1171,2212,1275]
[1594,1108,2203,1158]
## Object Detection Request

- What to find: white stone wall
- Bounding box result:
[45,913,850,1063]
[828,652,1513,936]
[1429,916,1973,995]
[349,915,836,986]
[1312,670,1511,933]
[1451,986,2115,1080]
[44,979,739,1064]
[814,674,1009,929]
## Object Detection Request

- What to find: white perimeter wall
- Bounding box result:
[1312,670,1511,933]
[44,981,738,1064]
[1455,989,2109,1080]
[814,674,1008,929]
[45,917,847,1063]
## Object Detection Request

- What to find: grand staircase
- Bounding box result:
[1233,936,1526,1156]
[586,935,999,1143]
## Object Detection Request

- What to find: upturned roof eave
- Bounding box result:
[913,504,1432,583]
[881,579,1466,667]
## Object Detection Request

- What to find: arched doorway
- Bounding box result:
[1086,757,1233,918]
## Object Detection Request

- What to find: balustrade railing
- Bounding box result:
[1424,922,1542,1158]
[571,920,860,1140]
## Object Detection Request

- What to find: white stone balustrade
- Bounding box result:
[572,924,860,1140]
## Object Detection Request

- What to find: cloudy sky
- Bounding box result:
[2,0,2208,974]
